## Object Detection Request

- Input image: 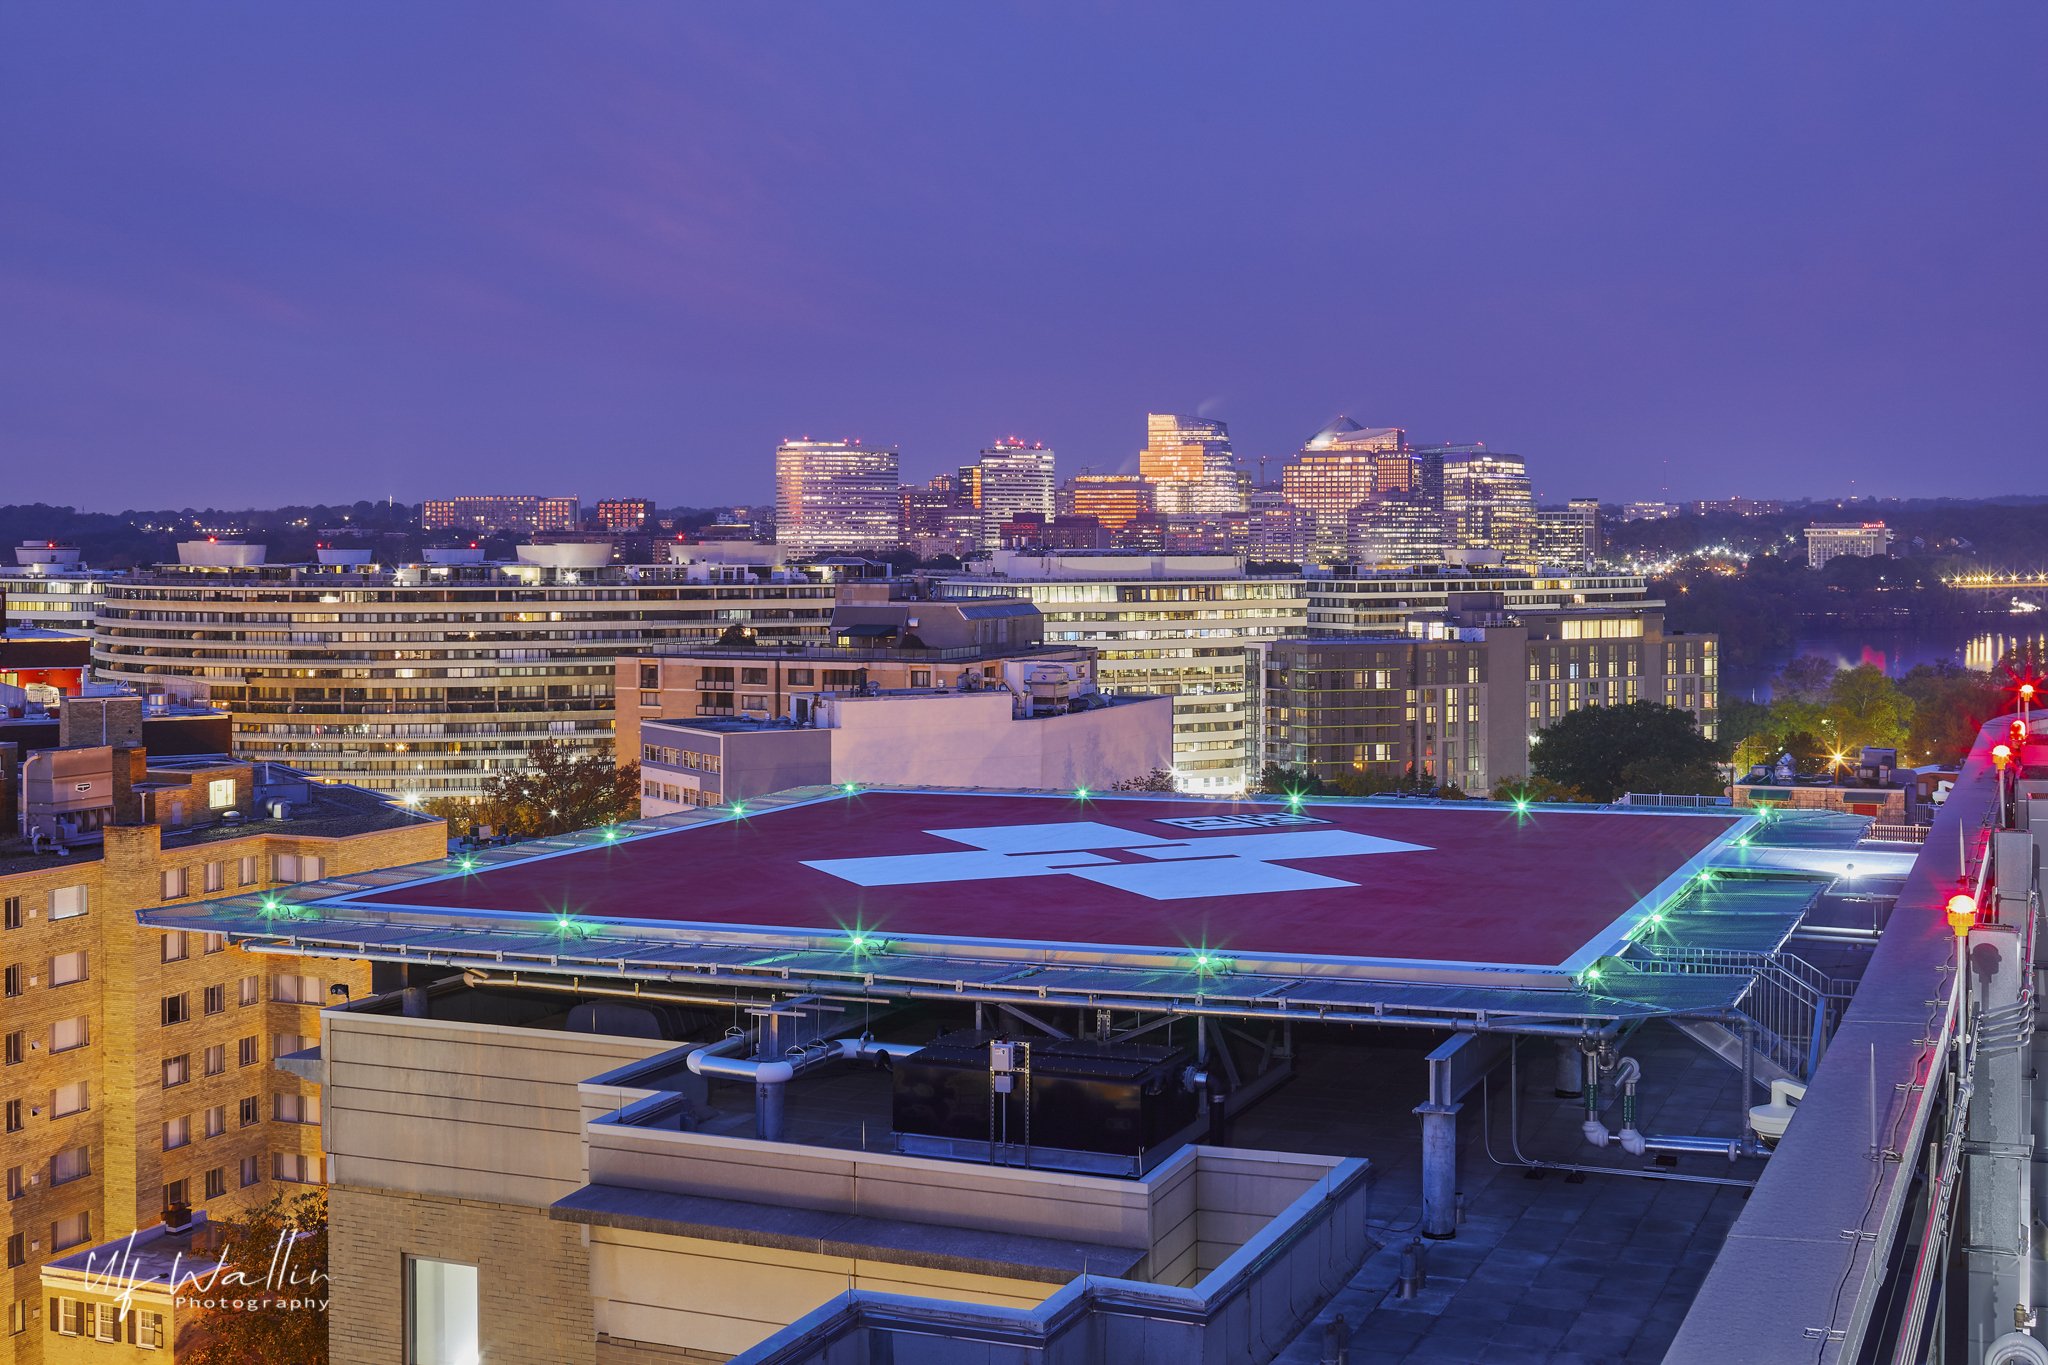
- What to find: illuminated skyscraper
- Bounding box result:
[969,440,1056,550]
[1433,446,1536,566]
[1532,498,1602,568]
[1281,418,1405,563]
[774,439,902,556]
[1348,491,1448,568]
[1140,413,1246,515]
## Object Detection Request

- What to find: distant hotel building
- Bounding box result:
[1140,413,1246,516]
[594,499,655,532]
[941,551,1307,792]
[774,439,901,556]
[1805,521,1893,569]
[91,544,842,798]
[420,495,581,535]
[1622,501,1681,522]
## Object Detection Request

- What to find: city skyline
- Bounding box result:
[6,6,2048,508]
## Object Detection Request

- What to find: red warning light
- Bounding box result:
[1992,743,2013,770]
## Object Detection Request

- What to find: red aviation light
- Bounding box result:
[1992,744,2013,770]
[1946,894,1976,937]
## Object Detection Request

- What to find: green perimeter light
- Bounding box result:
[842,782,858,795]
[1075,788,1091,800]
[599,826,620,843]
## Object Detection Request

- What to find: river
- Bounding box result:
[1722,618,2048,701]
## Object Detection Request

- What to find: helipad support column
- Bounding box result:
[1415,1101,1460,1239]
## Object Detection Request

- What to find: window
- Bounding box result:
[237,855,259,887]
[161,932,189,963]
[2,1034,17,1067]
[53,1210,89,1251]
[4,1235,20,1269]
[239,1155,261,1187]
[272,854,324,883]
[239,1096,260,1127]
[161,994,189,1026]
[2,898,18,931]
[204,1105,226,1138]
[204,1167,226,1200]
[238,975,260,1006]
[204,1044,226,1077]
[238,1037,259,1067]
[51,1145,88,1184]
[162,1178,187,1208]
[5,1167,19,1200]
[52,1016,87,1053]
[94,1301,120,1343]
[272,1152,316,1183]
[204,861,225,893]
[161,868,188,900]
[51,952,87,986]
[163,1055,190,1088]
[53,1081,87,1117]
[163,1116,191,1150]
[6,1297,26,1337]
[207,778,238,810]
[910,669,931,688]
[49,886,86,920]
[3,1101,18,1133]
[407,1257,480,1365]
[203,985,225,1015]
[273,1033,308,1059]
[137,1308,165,1347]
[54,1296,81,1334]
[2,966,15,998]
[275,1094,321,1125]
[273,974,324,1004]
[203,932,225,955]
[787,668,815,686]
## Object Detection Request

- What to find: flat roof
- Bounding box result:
[344,791,1744,974]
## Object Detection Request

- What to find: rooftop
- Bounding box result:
[43,1213,227,1294]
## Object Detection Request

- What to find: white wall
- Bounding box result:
[826,692,1173,790]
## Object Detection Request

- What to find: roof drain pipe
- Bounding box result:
[1581,1052,1744,1160]
[685,1032,927,1142]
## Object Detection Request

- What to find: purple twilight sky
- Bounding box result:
[3,4,2045,510]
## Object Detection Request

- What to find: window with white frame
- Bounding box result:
[406,1257,480,1365]
[51,951,87,986]
[52,1082,87,1118]
[51,1016,87,1052]
[207,778,237,810]
[49,886,87,920]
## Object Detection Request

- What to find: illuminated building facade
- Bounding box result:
[420,496,580,535]
[1347,492,1447,569]
[594,500,654,533]
[1140,414,1246,516]
[1804,522,1893,569]
[774,440,902,556]
[968,441,1056,551]
[1063,475,1155,531]
[1435,447,1536,567]
[1533,499,1602,568]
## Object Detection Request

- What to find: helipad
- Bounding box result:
[344,790,1747,975]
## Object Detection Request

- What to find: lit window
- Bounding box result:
[49,886,87,920]
[406,1257,480,1365]
[207,778,237,810]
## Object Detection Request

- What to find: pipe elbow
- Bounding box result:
[1582,1118,1611,1149]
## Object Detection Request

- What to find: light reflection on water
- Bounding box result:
[1726,626,2048,700]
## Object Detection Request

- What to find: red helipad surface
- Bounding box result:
[355,793,1741,968]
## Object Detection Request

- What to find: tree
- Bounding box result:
[1775,654,1837,704]
[1110,768,1176,792]
[426,741,640,839]
[1901,661,2007,765]
[1490,775,1590,803]
[1530,701,1724,802]
[1821,664,1913,756]
[176,1191,328,1365]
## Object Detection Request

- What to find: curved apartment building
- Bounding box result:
[93,560,838,798]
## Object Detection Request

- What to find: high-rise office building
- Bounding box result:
[1140,414,1246,516]
[1347,492,1448,569]
[942,551,1307,792]
[421,496,580,535]
[774,440,902,556]
[1063,475,1154,530]
[1281,419,1405,563]
[1434,447,1536,566]
[595,499,655,533]
[1532,499,1602,568]
[969,441,1056,551]
[898,476,976,559]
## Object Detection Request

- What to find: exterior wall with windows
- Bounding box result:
[0,774,440,1365]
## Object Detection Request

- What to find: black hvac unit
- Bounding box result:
[891,1030,1197,1157]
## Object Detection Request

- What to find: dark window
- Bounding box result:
[238,1096,259,1127]
[203,985,225,1015]
[1,899,17,931]
[161,995,190,1026]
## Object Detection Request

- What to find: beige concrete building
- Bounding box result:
[0,751,439,1364]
